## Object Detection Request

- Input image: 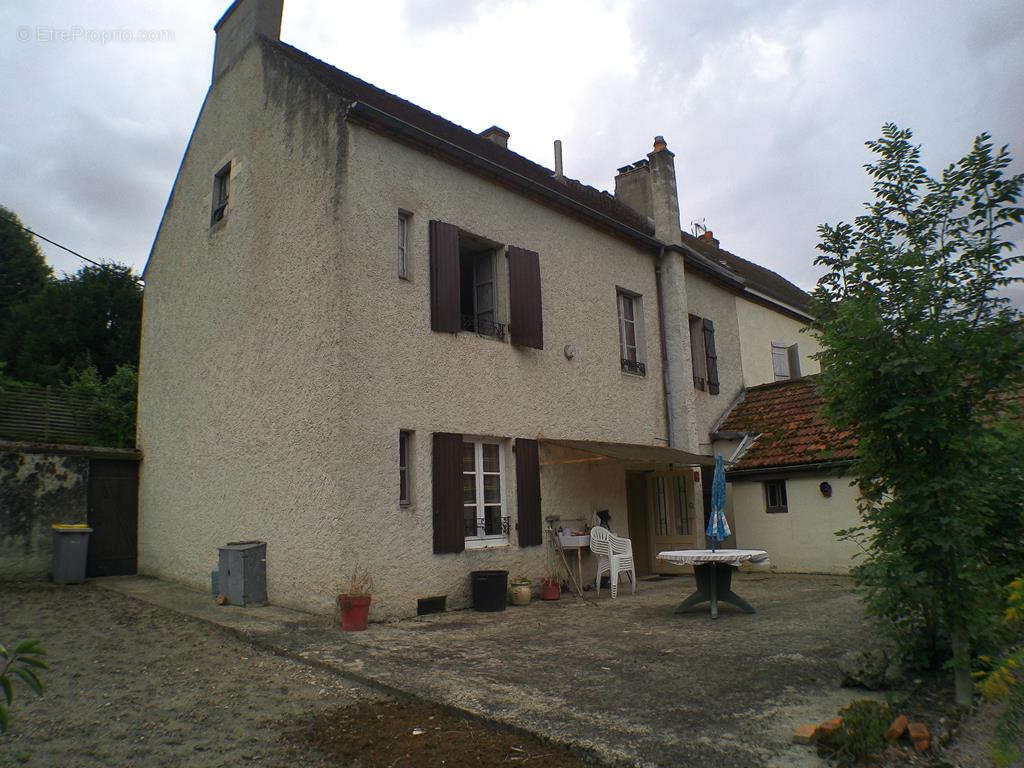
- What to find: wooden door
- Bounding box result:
[649,470,701,574]
[86,459,138,577]
[625,473,651,577]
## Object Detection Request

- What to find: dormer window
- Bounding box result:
[210,162,230,226]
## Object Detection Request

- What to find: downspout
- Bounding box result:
[654,246,675,447]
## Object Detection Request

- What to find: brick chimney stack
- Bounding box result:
[213,0,284,82]
[647,135,682,247]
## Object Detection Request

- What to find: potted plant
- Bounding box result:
[509,576,531,606]
[539,572,561,601]
[337,565,373,631]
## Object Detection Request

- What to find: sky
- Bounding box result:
[2,0,1022,306]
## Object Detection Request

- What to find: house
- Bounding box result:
[713,375,861,573]
[137,0,821,618]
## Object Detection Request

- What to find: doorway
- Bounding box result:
[625,472,651,577]
[648,470,701,574]
[86,459,138,577]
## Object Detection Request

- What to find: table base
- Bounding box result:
[674,562,755,619]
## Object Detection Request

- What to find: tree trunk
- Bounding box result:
[950,621,973,707]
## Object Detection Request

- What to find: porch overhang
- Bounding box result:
[538,438,715,468]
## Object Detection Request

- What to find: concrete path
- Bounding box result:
[97,574,865,768]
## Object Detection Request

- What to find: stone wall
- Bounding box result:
[0,450,88,579]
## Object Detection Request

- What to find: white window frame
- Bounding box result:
[397,210,411,280]
[616,289,646,375]
[463,438,508,549]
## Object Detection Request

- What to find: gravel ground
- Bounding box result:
[0,582,593,768]
[1,581,380,767]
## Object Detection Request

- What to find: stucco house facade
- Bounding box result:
[138,0,821,618]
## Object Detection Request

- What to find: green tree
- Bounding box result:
[2,263,142,384]
[812,124,1024,706]
[69,362,138,448]
[0,206,51,331]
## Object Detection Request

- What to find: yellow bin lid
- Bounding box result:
[52,523,93,532]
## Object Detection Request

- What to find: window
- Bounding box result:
[765,479,788,513]
[688,315,720,394]
[429,221,542,347]
[617,290,646,376]
[689,315,706,389]
[673,475,691,535]
[460,245,499,337]
[652,476,668,535]
[210,162,230,225]
[462,439,508,546]
[399,430,412,506]
[397,211,411,280]
[772,343,801,381]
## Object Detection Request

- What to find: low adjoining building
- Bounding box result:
[714,375,860,574]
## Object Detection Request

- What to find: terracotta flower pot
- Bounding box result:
[540,580,560,601]
[509,583,531,606]
[338,594,372,631]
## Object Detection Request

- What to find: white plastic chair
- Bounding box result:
[589,526,637,599]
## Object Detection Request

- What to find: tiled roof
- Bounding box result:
[263,38,814,316]
[683,233,812,312]
[718,375,857,472]
[265,39,654,237]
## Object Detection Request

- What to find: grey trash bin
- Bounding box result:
[51,524,93,585]
[217,541,267,606]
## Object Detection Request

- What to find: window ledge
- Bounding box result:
[208,217,227,236]
[464,539,510,551]
[620,370,648,380]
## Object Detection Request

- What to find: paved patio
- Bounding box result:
[99,573,870,768]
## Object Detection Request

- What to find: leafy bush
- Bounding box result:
[977,578,1024,766]
[0,638,48,733]
[817,700,892,767]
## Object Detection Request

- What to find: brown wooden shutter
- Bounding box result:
[429,221,461,333]
[703,318,720,395]
[507,246,543,349]
[514,438,542,547]
[787,344,801,379]
[432,432,465,554]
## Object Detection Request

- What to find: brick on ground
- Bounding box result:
[885,714,909,743]
[908,722,929,752]
[791,724,817,744]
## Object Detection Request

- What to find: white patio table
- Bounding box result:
[656,549,770,619]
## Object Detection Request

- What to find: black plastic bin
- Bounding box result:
[470,570,508,612]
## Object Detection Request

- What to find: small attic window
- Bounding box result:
[210,162,231,226]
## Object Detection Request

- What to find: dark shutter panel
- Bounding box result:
[514,438,542,547]
[787,344,801,379]
[432,432,465,554]
[703,318,720,395]
[429,221,461,333]
[507,246,543,349]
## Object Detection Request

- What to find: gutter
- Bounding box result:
[345,101,664,250]
[726,459,853,479]
[344,101,750,293]
[654,246,674,447]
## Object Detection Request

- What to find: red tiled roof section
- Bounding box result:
[719,375,857,471]
[265,39,654,237]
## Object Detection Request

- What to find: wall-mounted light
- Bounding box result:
[819,481,832,498]
[563,344,577,360]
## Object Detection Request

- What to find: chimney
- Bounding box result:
[614,159,652,220]
[553,140,564,181]
[700,230,720,249]
[647,135,682,246]
[213,0,284,82]
[479,125,510,148]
